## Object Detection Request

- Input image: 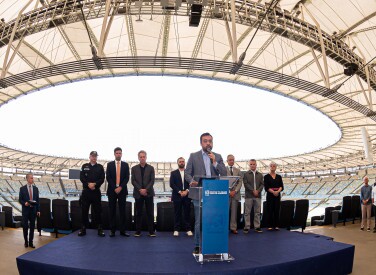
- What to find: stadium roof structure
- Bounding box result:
[1,0,376,175]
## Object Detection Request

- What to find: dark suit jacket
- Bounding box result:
[131,164,155,199]
[19,184,40,215]
[170,169,191,202]
[106,160,130,196]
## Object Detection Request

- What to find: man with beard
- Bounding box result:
[106,147,130,237]
[185,132,227,254]
[170,157,193,237]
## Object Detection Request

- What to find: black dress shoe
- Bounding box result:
[29,243,35,248]
[109,231,115,237]
[78,228,86,236]
[24,242,28,248]
[98,229,105,237]
[193,246,200,254]
[120,232,130,237]
[134,231,141,237]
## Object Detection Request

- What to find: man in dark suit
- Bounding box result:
[19,173,40,248]
[106,147,130,237]
[170,157,192,237]
[131,150,156,237]
[185,132,227,254]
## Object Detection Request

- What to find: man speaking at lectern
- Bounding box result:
[185,132,227,254]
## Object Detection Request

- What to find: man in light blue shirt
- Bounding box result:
[185,132,227,254]
[360,176,372,231]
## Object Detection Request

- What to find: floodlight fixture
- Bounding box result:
[189,4,202,27]
[343,63,358,76]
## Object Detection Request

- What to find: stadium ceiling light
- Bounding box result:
[343,63,358,76]
[161,0,182,10]
[189,3,203,27]
[334,53,376,91]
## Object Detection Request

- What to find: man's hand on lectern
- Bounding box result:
[190,181,198,187]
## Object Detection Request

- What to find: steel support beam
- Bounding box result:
[300,4,329,89]
[1,0,34,79]
[161,12,171,74]
[1,1,375,89]
[98,0,112,57]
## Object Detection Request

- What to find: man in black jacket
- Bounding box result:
[170,157,192,237]
[131,150,155,237]
[78,151,105,237]
[106,147,130,237]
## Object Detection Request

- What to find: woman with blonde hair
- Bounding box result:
[264,162,284,230]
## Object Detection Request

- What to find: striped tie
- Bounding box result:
[28,185,33,200]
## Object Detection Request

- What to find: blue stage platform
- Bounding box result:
[17,229,354,275]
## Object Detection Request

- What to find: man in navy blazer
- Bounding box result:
[170,157,192,237]
[185,132,227,254]
[106,147,130,237]
[19,173,40,248]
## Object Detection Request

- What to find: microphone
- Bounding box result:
[207,147,213,163]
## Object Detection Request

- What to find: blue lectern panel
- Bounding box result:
[202,179,229,254]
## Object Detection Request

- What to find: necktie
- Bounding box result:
[230,166,233,176]
[116,161,120,186]
[28,185,33,200]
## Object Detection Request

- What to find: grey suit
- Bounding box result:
[185,150,227,183]
[243,170,264,229]
[131,164,155,199]
[131,164,155,233]
[185,149,227,246]
[227,166,242,231]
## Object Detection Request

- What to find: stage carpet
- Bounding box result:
[17,229,354,275]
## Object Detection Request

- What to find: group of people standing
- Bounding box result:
[174,132,284,254]
[18,132,284,253]
[78,148,156,238]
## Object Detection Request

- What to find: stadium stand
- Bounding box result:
[1,167,375,228]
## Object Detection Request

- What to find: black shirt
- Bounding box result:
[264,174,284,198]
[140,164,147,184]
[80,162,105,190]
